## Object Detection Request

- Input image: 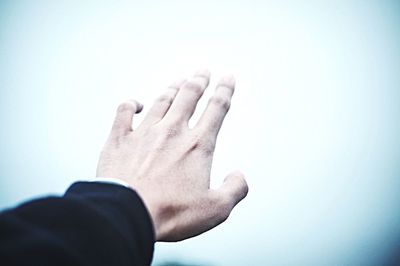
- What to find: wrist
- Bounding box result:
[130,186,169,241]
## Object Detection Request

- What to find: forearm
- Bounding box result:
[0,182,155,266]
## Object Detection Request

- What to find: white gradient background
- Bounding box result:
[1,1,400,265]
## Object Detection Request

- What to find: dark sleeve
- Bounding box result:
[0,182,155,266]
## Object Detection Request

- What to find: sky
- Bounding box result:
[1,0,400,265]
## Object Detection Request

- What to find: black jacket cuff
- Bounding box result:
[65,182,155,266]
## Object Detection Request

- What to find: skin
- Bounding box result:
[96,69,248,242]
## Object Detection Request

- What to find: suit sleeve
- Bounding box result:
[0,182,155,266]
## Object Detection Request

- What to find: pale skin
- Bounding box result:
[96,69,248,242]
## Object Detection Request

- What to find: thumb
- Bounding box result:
[217,170,249,210]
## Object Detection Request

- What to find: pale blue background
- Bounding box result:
[1,1,400,265]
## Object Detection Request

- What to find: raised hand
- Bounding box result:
[96,69,248,241]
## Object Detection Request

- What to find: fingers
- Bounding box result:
[163,69,210,124]
[111,99,143,136]
[196,75,235,138]
[141,79,185,126]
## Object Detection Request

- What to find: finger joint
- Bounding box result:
[209,96,231,111]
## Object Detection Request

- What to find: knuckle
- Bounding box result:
[159,124,182,139]
[183,80,204,95]
[189,136,215,156]
[167,85,179,91]
[219,84,235,94]
[166,127,180,138]
[156,94,174,105]
[209,96,231,110]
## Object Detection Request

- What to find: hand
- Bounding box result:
[96,69,248,242]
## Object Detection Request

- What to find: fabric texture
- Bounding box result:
[0,182,155,266]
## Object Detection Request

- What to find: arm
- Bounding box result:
[0,182,154,266]
[0,69,248,265]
